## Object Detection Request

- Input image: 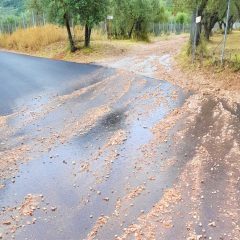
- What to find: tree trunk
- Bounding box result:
[191,9,202,47]
[218,21,223,30]
[88,27,92,45]
[203,24,211,40]
[227,16,234,33]
[64,13,76,53]
[134,19,146,40]
[203,12,219,40]
[85,24,92,47]
[190,0,209,47]
[128,22,135,39]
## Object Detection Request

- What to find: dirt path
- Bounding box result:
[96,34,240,102]
[93,35,240,239]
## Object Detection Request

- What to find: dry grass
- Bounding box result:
[73,25,107,42]
[0,24,177,65]
[0,24,108,52]
[207,31,240,60]
[209,31,240,52]
[0,24,67,51]
[0,23,140,63]
[34,39,136,64]
[207,31,240,70]
[178,30,240,71]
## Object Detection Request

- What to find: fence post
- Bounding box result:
[43,13,46,25]
[192,6,199,63]
[32,11,36,27]
[221,0,231,65]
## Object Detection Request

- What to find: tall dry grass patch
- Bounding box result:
[73,26,107,42]
[0,24,67,51]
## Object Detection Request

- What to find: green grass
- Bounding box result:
[179,31,240,71]
[208,31,240,65]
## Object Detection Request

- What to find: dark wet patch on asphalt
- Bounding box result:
[101,110,126,130]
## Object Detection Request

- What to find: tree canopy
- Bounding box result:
[2,0,239,52]
[173,0,240,44]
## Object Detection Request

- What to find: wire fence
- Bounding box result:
[150,23,190,36]
[0,14,190,36]
[209,31,240,67]
[0,13,46,34]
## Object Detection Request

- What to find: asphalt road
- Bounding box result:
[0,51,105,115]
[0,51,239,240]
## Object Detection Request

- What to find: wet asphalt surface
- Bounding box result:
[0,51,106,116]
[0,51,239,240]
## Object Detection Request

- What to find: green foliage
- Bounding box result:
[0,0,25,15]
[26,0,45,15]
[111,0,170,40]
[175,12,189,24]
[72,0,109,28]
[229,53,240,71]
[0,0,193,49]
[196,34,208,56]
[186,33,208,56]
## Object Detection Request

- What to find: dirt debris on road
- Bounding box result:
[0,35,239,239]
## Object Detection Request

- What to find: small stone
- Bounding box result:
[208,221,216,227]
[89,215,93,218]
[51,207,57,211]
[3,221,11,225]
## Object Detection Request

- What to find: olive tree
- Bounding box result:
[45,0,76,52]
[72,0,109,47]
[112,0,169,40]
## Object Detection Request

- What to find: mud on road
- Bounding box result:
[0,39,239,240]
